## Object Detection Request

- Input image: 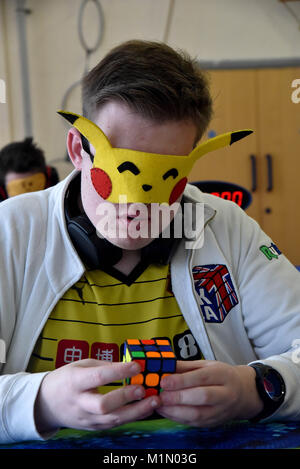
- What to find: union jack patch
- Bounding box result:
[192,264,239,323]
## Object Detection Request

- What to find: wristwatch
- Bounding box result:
[249,363,286,422]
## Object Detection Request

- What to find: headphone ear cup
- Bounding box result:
[67,215,122,269]
[67,215,100,269]
[64,174,123,269]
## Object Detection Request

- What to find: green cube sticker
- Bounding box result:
[132,351,145,358]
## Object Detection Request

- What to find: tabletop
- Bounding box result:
[2,417,300,450]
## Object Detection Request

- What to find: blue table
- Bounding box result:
[2,417,300,450]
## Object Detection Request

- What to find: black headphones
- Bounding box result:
[64,174,180,270]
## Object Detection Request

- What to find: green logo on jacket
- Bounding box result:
[260,243,282,261]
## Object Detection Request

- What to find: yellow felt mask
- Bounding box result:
[6,172,46,197]
[58,110,253,204]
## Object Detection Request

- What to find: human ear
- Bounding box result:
[66,127,84,170]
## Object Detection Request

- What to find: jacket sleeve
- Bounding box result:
[0,198,54,443]
[0,372,51,444]
[230,204,300,421]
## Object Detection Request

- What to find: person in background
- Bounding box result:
[0,137,59,200]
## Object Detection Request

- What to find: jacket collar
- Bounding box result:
[182,183,217,244]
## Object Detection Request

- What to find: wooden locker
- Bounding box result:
[188,69,260,222]
[189,67,300,264]
[256,67,300,264]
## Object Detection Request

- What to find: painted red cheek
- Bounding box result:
[90,168,112,200]
[169,177,188,205]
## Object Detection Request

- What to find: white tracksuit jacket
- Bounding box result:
[1,170,300,444]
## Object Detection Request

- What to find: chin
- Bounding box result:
[106,236,154,251]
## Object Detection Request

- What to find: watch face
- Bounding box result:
[263,371,284,402]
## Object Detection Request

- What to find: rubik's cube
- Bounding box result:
[123,339,176,397]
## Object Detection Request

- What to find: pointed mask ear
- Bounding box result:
[57,110,112,151]
[190,129,253,162]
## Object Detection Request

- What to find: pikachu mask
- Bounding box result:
[59,111,253,204]
[6,172,46,198]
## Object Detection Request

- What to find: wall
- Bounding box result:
[1,0,300,179]
[0,0,12,145]
[168,0,300,61]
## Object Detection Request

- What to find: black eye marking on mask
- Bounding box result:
[162,168,179,180]
[117,161,140,175]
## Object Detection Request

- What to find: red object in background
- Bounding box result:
[211,190,244,207]
[191,181,252,210]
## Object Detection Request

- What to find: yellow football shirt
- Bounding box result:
[27,264,202,393]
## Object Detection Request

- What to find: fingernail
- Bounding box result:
[161,377,171,388]
[130,362,140,373]
[151,398,158,408]
[134,387,144,399]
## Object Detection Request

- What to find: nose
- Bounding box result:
[142,184,152,192]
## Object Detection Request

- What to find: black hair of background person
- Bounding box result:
[0,137,46,183]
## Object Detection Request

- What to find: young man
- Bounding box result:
[0,137,59,200]
[0,40,300,444]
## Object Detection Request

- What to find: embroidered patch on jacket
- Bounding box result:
[192,264,239,323]
[259,243,282,261]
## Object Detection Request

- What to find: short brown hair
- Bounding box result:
[82,40,213,142]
